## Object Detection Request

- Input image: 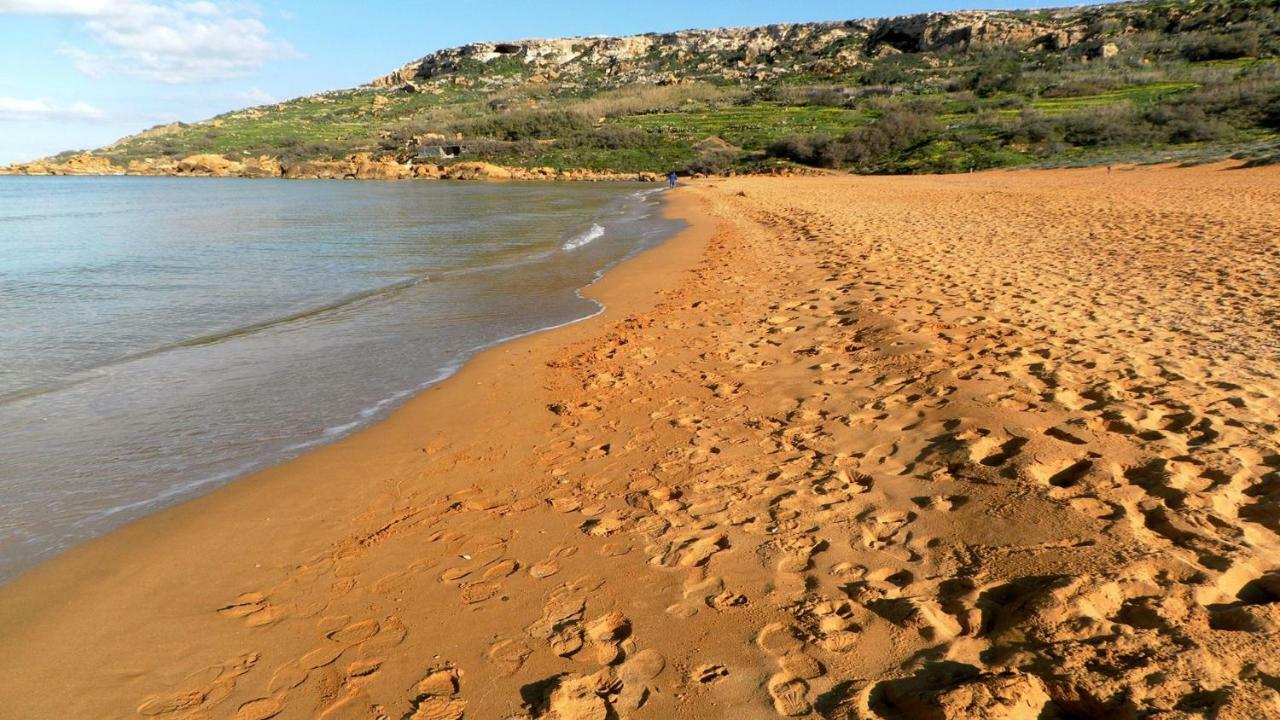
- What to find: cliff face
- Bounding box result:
[370,10,1092,90]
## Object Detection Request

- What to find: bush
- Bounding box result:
[685,137,742,174]
[860,57,914,87]
[577,125,652,149]
[1143,104,1230,143]
[1174,27,1261,61]
[842,109,938,167]
[766,109,937,170]
[1007,110,1058,145]
[967,50,1025,98]
[767,134,846,167]
[1059,105,1150,147]
[459,109,592,141]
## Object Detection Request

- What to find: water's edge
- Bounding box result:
[0,183,685,585]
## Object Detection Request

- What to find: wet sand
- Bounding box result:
[2,163,1279,719]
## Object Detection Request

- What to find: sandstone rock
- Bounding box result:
[281,160,349,179]
[240,156,283,178]
[442,161,513,181]
[57,153,121,175]
[176,154,242,176]
[346,152,409,180]
[411,162,443,179]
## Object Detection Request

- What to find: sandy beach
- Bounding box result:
[2,163,1279,719]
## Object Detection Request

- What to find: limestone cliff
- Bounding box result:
[369,10,1096,90]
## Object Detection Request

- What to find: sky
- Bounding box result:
[0,0,1085,165]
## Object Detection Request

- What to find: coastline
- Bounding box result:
[3,164,1279,718]
[0,186,714,717]
[0,154,667,183]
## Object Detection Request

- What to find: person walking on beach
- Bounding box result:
[667,171,678,189]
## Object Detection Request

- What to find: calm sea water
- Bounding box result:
[0,176,680,582]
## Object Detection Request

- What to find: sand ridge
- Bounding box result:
[1,164,1279,719]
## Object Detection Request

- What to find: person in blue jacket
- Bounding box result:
[667,171,678,189]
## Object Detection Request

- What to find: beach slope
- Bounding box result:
[2,164,1280,719]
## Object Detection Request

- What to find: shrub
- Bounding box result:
[685,137,742,174]
[966,50,1025,98]
[576,125,653,149]
[1059,105,1150,147]
[1008,110,1057,145]
[459,109,592,141]
[767,134,846,167]
[1143,104,1230,143]
[842,109,938,167]
[1174,27,1262,62]
[860,57,914,87]
[767,108,937,170]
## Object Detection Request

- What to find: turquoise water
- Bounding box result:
[0,176,680,582]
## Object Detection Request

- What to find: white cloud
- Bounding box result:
[0,0,295,84]
[0,96,106,121]
[234,86,274,105]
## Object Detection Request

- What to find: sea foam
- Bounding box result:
[563,223,605,251]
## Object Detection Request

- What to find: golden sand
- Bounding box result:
[1,163,1279,719]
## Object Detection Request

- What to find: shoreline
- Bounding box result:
[0,154,667,183]
[2,164,1278,718]
[0,185,714,716]
[0,179,678,585]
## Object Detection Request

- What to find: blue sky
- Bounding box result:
[1,0,1080,164]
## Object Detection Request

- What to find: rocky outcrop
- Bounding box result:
[176,154,242,176]
[347,152,410,180]
[441,161,513,181]
[866,12,1081,54]
[369,9,1095,90]
[7,153,122,176]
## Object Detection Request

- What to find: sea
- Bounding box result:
[0,176,681,583]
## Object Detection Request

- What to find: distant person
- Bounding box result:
[1107,164,1113,175]
[667,171,678,189]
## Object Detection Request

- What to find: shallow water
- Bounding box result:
[0,176,681,582]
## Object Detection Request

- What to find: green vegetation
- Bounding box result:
[79,0,1280,175]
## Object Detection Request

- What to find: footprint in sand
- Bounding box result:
[487,638,533,677]
[405,664,465,720]
[693,663,729,684]
[767,673,812,716]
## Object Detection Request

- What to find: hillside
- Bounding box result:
[9,0,1280,178]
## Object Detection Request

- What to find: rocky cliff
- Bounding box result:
[369,9,1101,91]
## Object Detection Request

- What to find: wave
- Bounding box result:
[0,276,426,409]
[562,223,605,251]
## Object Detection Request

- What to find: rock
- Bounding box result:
[176,153,242,176]
[346,152,409,180]
[442,161,513,181]
[58,153,120,175]
[241,156,283,178]
[368,11,1097,91]
[281,160,349,179]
